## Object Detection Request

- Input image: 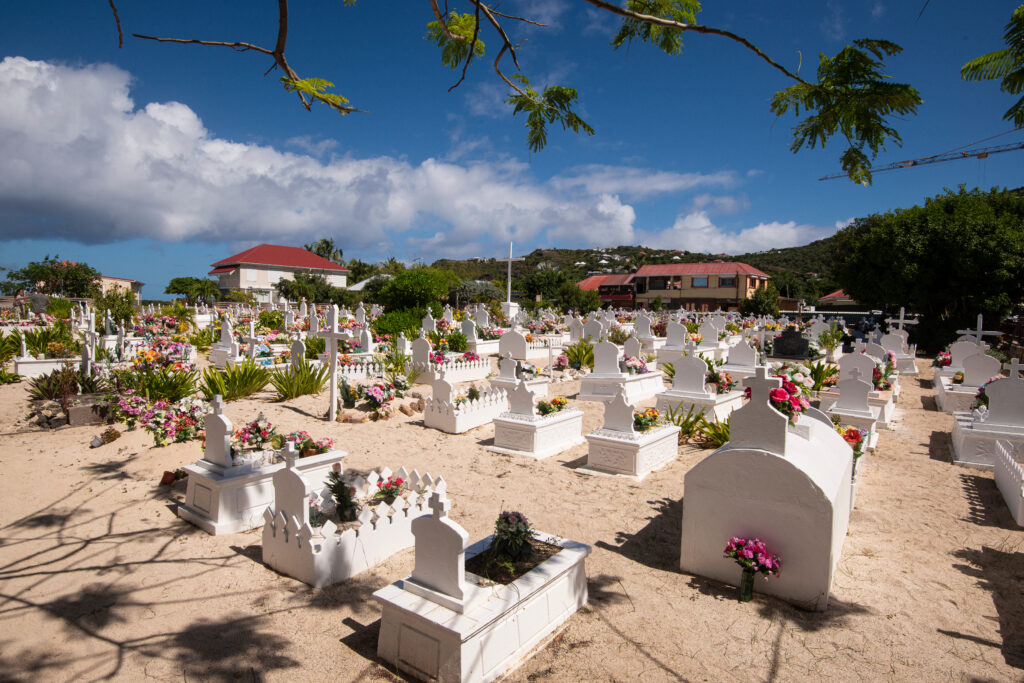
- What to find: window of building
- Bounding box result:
[719,276,736,287]
[246,268,258,282]
[692,276,708,288]
[649,276,669,290]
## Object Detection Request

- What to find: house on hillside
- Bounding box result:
[817,289,860,311]
[577,273,636,308]
[100,276,144,303]
[209,244,349,305]
[632,262,770,312]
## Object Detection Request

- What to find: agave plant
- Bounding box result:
[0,332,20,364]
[664,403,704,443]
[0,368,22,385]
[270,357,329,400]
[697,415,731,448]
[304,336,326,360]
[563,340,594,370]
[29,364,107,402]
[199,358,270,401]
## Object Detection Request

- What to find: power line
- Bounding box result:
[818,140,1024,181]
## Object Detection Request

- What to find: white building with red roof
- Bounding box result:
[209,243,349,304]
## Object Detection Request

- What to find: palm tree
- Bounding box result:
[304,238,344,265]
[962,5,1024,127]
[193,278,221,304]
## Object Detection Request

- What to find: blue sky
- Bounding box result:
[1,1,1022,298]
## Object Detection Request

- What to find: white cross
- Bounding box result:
[498,241,525,304]
[239,319,261,360]
[885,307,918,332]
[283,441,298,469]
[1005,358,1023,380]
[311,305,351,422]
[743,365,782,403]
[210,394,225,415]
[956,314,1003,344]
[428,490,450,518]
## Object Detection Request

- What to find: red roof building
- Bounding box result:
[209,243,349,305]
[577,273,636,307]
[632,261,770,312]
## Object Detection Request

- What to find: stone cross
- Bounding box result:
[240,320,261,361]
[311,305,352,422]
[1006,358,1023,379]
[204,395,233,468]
[885,307,918,333]
[282,441,298,469]
[956,314,1003,345]
[499,241,525,305]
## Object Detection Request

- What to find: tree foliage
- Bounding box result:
[449,279,502,307]
[165,276,219,304]
[554,282,601,314]
[96,289,138,325]
[345,258,379,284]
[274,272,360,308]
[303,237,344,265]
[961,4,1024,128]
[118,2,927,184]
[831,187,1024,351]
[376,267,460,312]
[1,256,101,297]
[739,284,781,317]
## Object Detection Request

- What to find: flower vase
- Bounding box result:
[739,567,755,602]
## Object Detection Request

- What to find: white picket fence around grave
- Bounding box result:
[423,388,509,433]
[412,357,491,384]
[994,440,1024,527]
[333,361,388,381]
[262,467,447,588]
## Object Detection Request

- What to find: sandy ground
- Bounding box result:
[0,359,1022,682]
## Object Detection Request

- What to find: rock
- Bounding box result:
[90,436,104,448]
[345,413,364,424]
[416,397,425,412]
[40,409,55,420]
[49,415,68,429]
[398,403,414,416]
[409,391,424,399]
[335,411,346,423]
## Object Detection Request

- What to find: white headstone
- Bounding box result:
[582,319,604,342]
[498,353,518,380]
[730,366,786,455]
[592,341,623,376]
[839,352,876,382]
[602,388,636,434]
[835,368,872,414]
[204,396,232,468]
[508,380,536,416]
[474,308,490,329]
[981,360,1024,429]
[412,333,433,366]
[623,336,643,360]
[421,312,436,333]
[461,319,477,343]
[727,341,756,368]
[409,490,470,603]
[498,330,528,361]
[963,352,1001,387]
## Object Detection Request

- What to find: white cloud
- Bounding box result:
[820,1,846,40]
[285,135,338,156]
[692,193,749,215]
[0,57,672,258]
[508,0,570,30]
[551,165,737,201]
[640,211,837,254]
[871,2,885,20]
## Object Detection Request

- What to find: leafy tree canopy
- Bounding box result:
[96,289,138,325]
[739,284,781,317]
[165,276,219,304]
[961,4,1024,128]
[303,237,344,265]
[376,267,459,312]
[1,255,101,297]
[831,186,1024,351]
[449,279,502,307]
[274,272,360,308]
[554,282,601,314]
[345,258,379,284]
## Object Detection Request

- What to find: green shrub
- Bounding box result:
[199,358,271,401]
[0,368,22,385]
[20,323,75,356]
[0,332,19,364]
[373,310,424,340]
[270,357,329,400]
[304,336,326,359]
[446,331,468,352]
[29,365,107,401]
[697,416,731,448]
[258,310,285,332]
[664,403,703,442]
[564,340,594,370]
[809,361,839,391]
[188,327,216,352]
[46,297,73,319]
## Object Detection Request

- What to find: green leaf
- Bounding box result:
[770,39,921,184]
[280,77,354,115]
[611,0,702,56]
[425,12,485,69]
[506,76,594,152]
[960,5,1024,128]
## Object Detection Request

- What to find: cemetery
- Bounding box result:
[1,295,1024,682]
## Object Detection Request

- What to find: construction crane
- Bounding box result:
[818,139,1024,181]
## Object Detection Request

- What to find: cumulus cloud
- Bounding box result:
[285,135,338,156]
[820,0,846,40]
[0,57,669,258]
[639,211,838,255]
[692,193,749,215]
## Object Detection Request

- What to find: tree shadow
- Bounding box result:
[277,403,324,421]
[917,377,936,390]
[594,497,681,572]
[11,511,75,529]
[951,546,1024,669]
[959,474,1020,530]
[928,431,952,462]
[920,395,939,411]
[170,613,301,680]
[79,461,130,480]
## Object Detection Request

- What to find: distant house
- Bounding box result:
[632,262,770,312]
[577,273,636,308]
[817,289,859,310]
[100,275,144,303]
[209,243,349,305]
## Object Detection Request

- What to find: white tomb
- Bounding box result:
[823,368,881,450]
[655,344,744,422]
[656,321,690,365]
[579,387,681,481]
[578,341,665,403]
[497,329,528,361]
[487,381,585,460]
[374,490,591,682]
[694,321,727,361]
[936,351,1001,413]
[680,367,852,611]
[262,464,447,587]
[933,340,989,387]
[424,373,508,434]
[818,353,895,428]
[950,360,1024,468]
[489,353,549,398]
[178,398,346,535]
[993,440,1024,526]
[720,339,759,380]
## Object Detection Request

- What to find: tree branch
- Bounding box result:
[107,0,123,49]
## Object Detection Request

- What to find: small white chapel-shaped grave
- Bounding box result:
[374,489,591,683]
[993,440,1024,526]
[951,359,1024,469]
[578,341,665,403]
[487,380,585,460]
[579,387,681,481]
[489,352,549,398]
[424,372,508,434]
[655,343,745,422]
[178,397,346,535]
[680,366,852,611]
[823,368,881,450]
[694,320,727,360]
[720,338,759,381]
[656,320,690,365]
[409,330,490,384]
[818,352,896,428]
[936,351,1002,413]
[262,461,448,587]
